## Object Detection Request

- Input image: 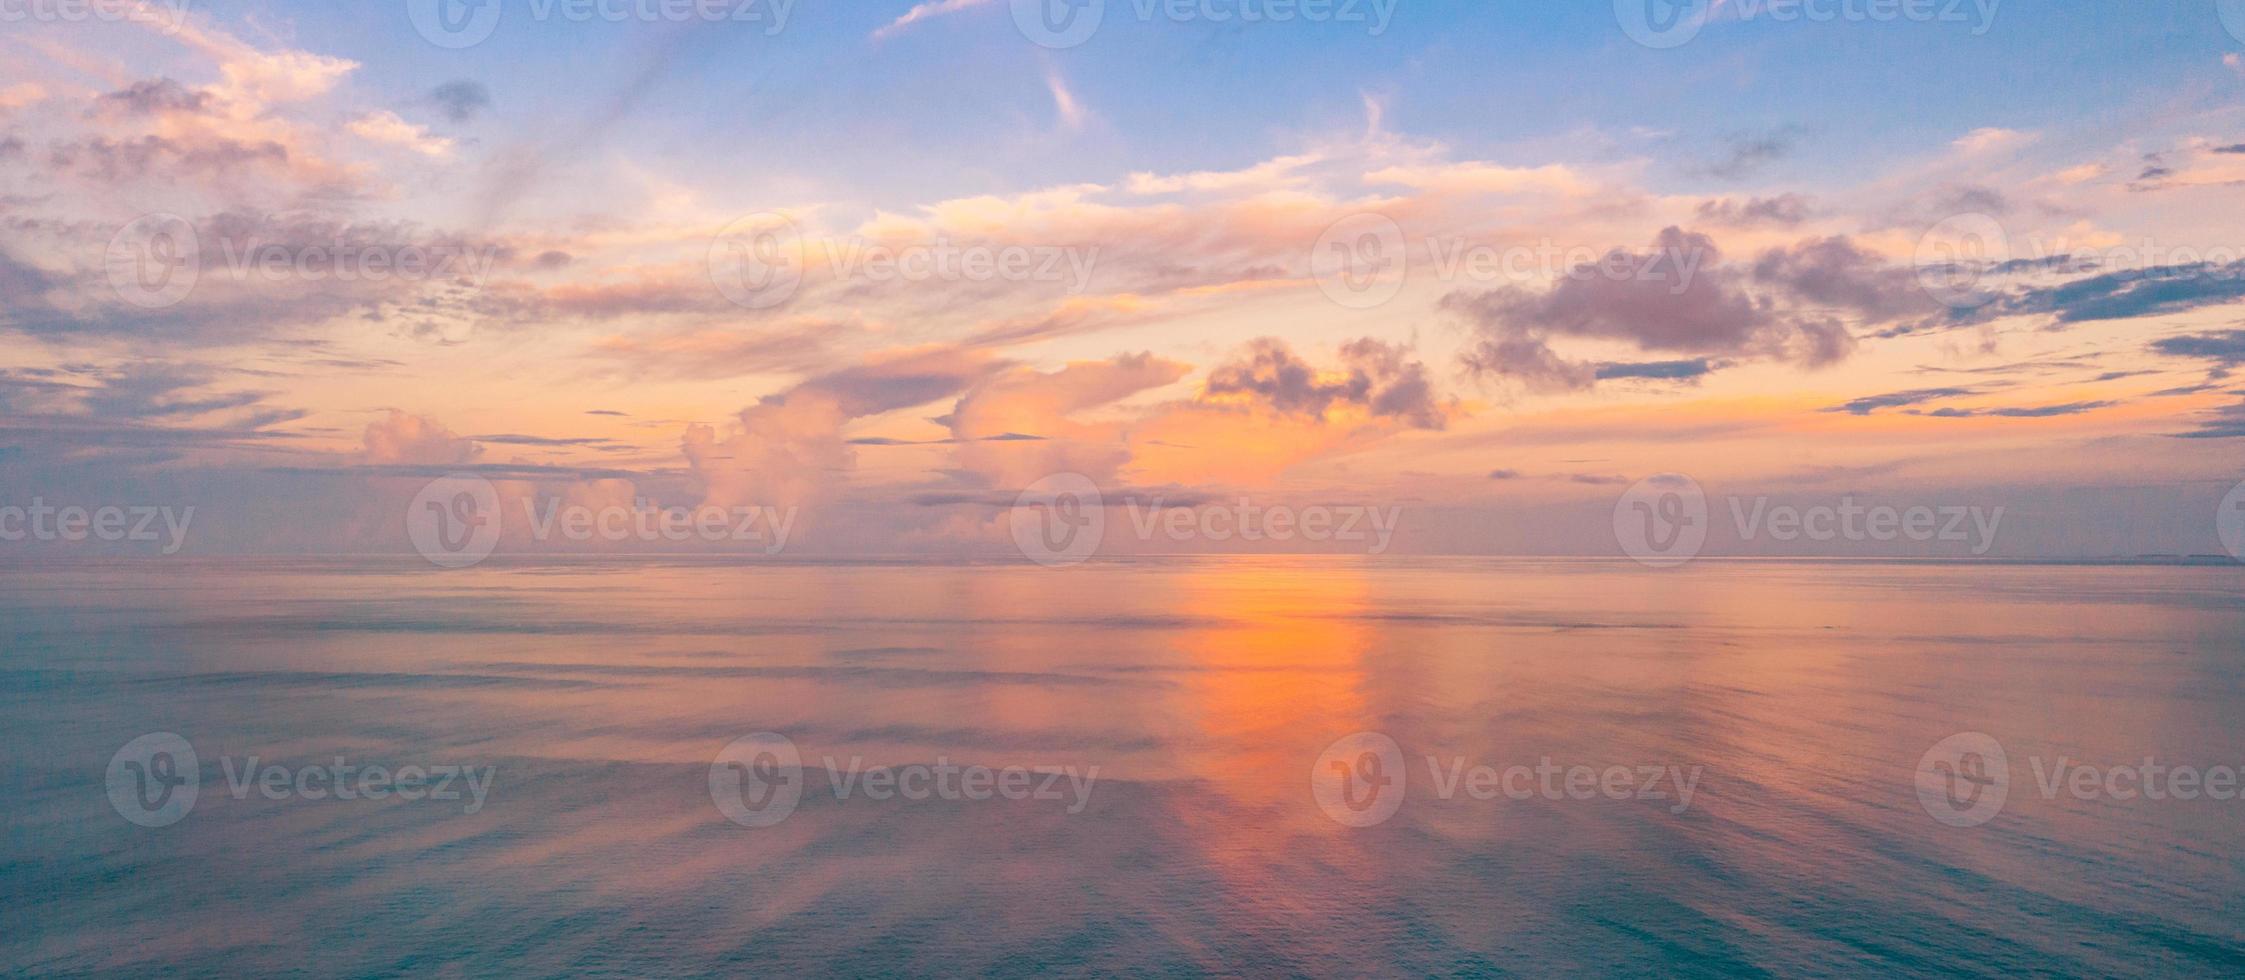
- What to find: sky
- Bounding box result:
[3,0,2245,559]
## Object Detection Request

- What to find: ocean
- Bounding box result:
[5,557,2243,976]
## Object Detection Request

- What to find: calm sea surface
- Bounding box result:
[4,558,2243,977]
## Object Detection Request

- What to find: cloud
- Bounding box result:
[1985,262,2245,326]
[349,110,454,157]
[684,346,1004,508]
[872,0,995,38]
[1203,338,1449,430]
[429,80,491,123]
[93,78,215,117]
[1696,126,1805,180]
[1830,387,1978,416]
[1917,401,2116,418]
[944,353,1193,487]
[1695,194,1814,227]
[1046,70,1089,131]
[2150,330,2245,378]
[362,410,480,465]
[1447,227,1862,391]
[1594,359,1717,382]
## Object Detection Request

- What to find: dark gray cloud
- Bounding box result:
[1830,387,1977,416]
[94,79,213,117]
[1695,194,1813,227]
[1697,126,1805,180]
[1205,337,1449,429]
[1447,228,1867,392]
[1916,401,2115,418]
[2150,330,2245,380]
[1593,359,1716,381]
[429,80,492,123]
[48,135,289,183]
[1752,235,1936,323]
[2172,399,2245,438]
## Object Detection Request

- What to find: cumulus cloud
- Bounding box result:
[685,346,1004,508]
[1447,227,1866,392]
[362,410,480,466]
[1204,337,1449,429]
